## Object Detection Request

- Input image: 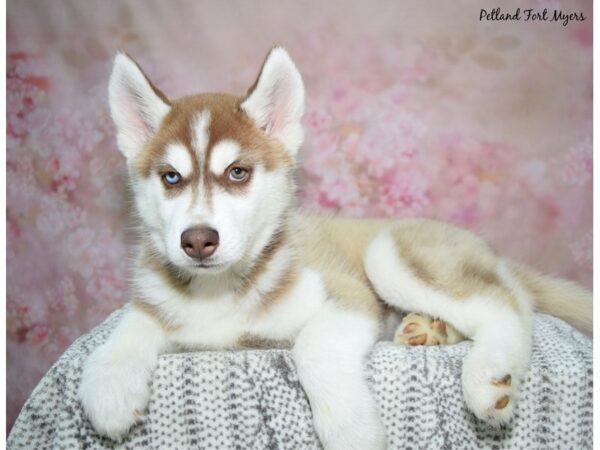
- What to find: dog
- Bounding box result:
[79,47,592,449]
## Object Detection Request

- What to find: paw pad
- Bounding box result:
[495,395,510,410]
[394,312,465,346]
[403,322,418,333]
[407,333,427,345]
[492,374,512,387]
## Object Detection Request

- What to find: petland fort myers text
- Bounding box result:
[480,8,585,26]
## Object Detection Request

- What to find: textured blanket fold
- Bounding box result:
[8,310,592,450]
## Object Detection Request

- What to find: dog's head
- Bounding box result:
[109,48,304,274]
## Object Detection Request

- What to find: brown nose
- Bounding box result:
[181,226,219,260]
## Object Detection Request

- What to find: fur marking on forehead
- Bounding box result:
[210,140,241,175]
[164,143,193,178]
[191,109,211,165]
[135,94,294,178]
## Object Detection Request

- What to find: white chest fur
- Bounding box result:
[136,266,328,350]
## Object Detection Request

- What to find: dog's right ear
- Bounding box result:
[109,53,171,160]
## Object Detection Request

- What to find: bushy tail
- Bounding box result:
[507,260,593,336]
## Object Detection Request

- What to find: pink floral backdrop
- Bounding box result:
[7,0,592,432]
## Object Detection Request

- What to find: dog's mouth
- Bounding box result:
[179,251,225,270]
[191,261,227,271]
[176,250,230,273]
[194,263,220,268]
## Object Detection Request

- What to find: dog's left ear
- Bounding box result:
[241,47,305,154]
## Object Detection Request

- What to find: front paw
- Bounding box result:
[461,350,522,425]
[79,347,153,440]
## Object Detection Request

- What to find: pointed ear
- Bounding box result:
[108,53,171,160]
[241,47,305,154]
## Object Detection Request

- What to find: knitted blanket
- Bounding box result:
[8,309,592,450]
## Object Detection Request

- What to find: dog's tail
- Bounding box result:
[507,260,593,336]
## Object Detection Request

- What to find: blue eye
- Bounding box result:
[228,167,249,182]
[163,171,181,185]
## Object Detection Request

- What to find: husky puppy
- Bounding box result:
[79,47,592,449]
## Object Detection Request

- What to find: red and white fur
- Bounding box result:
[79,48,593,449]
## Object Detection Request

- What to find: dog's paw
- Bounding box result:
[461,352,521,425]
[79,347,152,440]
[394,312,464,346]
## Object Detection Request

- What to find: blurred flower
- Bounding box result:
[560,137,592,186]
[570,231,592,271]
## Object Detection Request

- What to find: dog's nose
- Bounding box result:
[181,226,219,259]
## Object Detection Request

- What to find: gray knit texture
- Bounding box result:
[8,310,592,450]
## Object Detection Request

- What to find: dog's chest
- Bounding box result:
[162,267,329,350]
[167,297,250,349]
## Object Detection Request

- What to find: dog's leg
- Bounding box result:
[293,302,387,450]
[79,305,171,440]
[364,229,533,425]
[459,301,532,423]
